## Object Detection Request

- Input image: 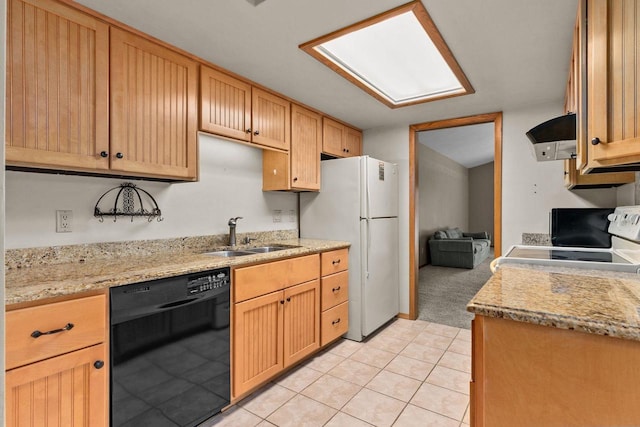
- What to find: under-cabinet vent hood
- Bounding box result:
[526,113,576,161]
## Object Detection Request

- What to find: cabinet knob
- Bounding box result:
[280,300,285,305]
[346,149,350,153]
[342,148,347,152]
[116,152,124,159]
[293,177,298,182]
[286,297,291,302]
[246,128,252,134]
[591,137,601,145]
[94,360,105,369]
[100,151,108,158]
[254,130,260,136]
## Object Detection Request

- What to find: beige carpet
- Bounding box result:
[417,250,494,329]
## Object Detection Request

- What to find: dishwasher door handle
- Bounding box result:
[157,298,198,309]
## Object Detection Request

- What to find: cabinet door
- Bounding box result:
[110,27,198,180]
[585,0,640,171]
[344,127,363,157]
[283,280,320,367]
[322,117,345,157]
[251,88,290,151]
[6,0,109,171]
[200,66,252,142]
[233,291,284,397]
[291,104,321,190]
[6,344,107,427]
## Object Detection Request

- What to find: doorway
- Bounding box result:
[406,113,503,320]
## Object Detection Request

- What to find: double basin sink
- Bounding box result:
[203,245,299,258]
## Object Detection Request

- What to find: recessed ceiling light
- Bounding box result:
[300,1,474,108]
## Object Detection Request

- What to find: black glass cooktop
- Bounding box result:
[507,247,632,264]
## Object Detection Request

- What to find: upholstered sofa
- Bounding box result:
[428,228,491,269]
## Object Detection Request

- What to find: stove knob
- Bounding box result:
[607,213,617,222]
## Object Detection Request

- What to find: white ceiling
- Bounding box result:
[75,0,578,131]
[418,123,495,169]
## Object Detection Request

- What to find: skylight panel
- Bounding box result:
[300,1,473,108]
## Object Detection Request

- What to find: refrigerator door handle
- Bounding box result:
[365,218,370,279]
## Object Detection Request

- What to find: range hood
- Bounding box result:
[526,113,576,161]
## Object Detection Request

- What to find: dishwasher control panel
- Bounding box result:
[187,267,230,295]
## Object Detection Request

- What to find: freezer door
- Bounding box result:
[361,217,399,337]
[361,157,398,219]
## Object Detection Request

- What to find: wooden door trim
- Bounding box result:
[406,112,503,320]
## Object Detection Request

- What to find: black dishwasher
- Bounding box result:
[110,267,230,427]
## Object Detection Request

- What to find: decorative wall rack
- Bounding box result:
[94,182,163,222]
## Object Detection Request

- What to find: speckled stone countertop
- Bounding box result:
[5,238,350,306]
[467,263,640,341]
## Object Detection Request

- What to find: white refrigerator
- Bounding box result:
[300,156,399,341]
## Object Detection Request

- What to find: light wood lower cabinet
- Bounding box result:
[232,255,320,398]
[471,315,640,426]
[6,344,107,427]
[5,293,109,427]
[232,250,349,399]
[320,250,350,346]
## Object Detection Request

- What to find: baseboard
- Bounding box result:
[396,313,413,320]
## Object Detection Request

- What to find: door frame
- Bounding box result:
[404,112,503,320]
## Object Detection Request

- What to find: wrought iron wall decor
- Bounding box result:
[94,182,163,222]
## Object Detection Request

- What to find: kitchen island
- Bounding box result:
[467,263,640,427]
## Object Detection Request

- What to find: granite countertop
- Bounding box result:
[467,263,640,341]
[5,238,350,306]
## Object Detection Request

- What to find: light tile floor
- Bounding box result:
[204,318,471,427]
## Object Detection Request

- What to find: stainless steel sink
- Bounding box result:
[247,245,300,253]
[202,250,255,257]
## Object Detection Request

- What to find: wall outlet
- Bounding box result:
[273,209,282,223]
[56,210,73,233]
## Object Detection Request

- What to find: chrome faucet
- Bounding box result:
[228,217,243,247]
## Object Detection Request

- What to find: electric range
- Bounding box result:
[496,206,640,274]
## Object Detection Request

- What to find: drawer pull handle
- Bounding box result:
[31,323,74,338]
[94,360,105,369]
[332,286,341,293]
[332,318,341,325]
[332,259,341,265]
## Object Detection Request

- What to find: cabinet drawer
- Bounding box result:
[234,254,319,303]
[321,270,349,311]
[6,294,106,370]
[321,301,349,346]
[321,249,348,276]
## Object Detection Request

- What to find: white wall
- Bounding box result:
[363,102,621,316]
[362,126,410,315]
[418,144,469,266]
[501,102,617,250]
[469,162,494,245]
[5,134,297,249]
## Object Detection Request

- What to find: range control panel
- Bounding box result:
[187,267,230,295]
[608,206,640,242]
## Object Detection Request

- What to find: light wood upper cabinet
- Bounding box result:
[322,117,362,158]
[110,28,198,180]
[564,158,635,189]
[199,66,290,151]
[263,104,321,191]
[5,0,110,171]
[252,88,291,151]
[200,66,252,142]
[345,127,363,157]
[579,0,640,172]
